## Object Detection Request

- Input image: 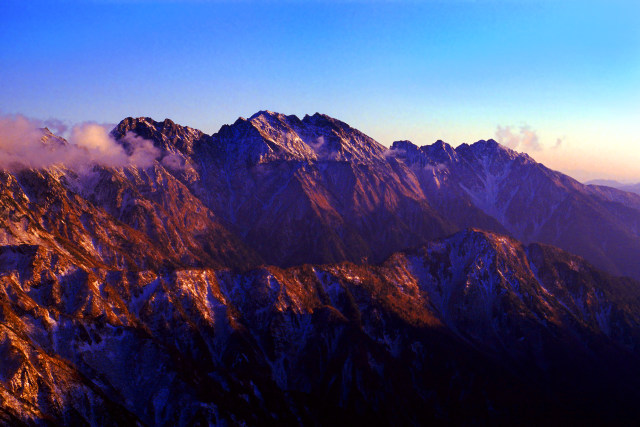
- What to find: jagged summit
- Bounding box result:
[109,114,535,171]
[301,112,344,127]
[474,138,499,146]
[423,139,458,163]
[458,138,531,163]
[391,138,511,163]
[110,111,400,165]
[104,111,640,280]
[248,109,300,122]
[112,116,207,155]
[201,110,389,163]
[249,109,279,120]
[389,138,458,165]
[214,111,314,163]
[40,127,68,147]
[391,140,417,149]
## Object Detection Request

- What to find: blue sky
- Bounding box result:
[1,0,639,181]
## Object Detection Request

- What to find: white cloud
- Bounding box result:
[495,125,542,151]
[0,114,160,171]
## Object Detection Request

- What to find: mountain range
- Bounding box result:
[587,179,640,196]
[1,111,640,424]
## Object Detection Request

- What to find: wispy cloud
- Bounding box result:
[552,137,564,149]
[383,147,405,158]
[0,114,160,171]
[495,125,541,151]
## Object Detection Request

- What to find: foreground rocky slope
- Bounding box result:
[1,230,640,424]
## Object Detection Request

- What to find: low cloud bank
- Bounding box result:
[0,114,160,171]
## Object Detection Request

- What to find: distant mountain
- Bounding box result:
[587,178,640,195]
[111,113,640,280]
[2,111,640,424]
[112,112,459,268]
[389,138,640,280]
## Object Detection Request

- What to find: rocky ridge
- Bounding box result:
[1,230,640,424]
[2,111,640,424]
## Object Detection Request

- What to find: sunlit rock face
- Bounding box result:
[2,230,640,424]
[2,112,640,424]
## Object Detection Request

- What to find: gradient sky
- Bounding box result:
[1,0,639,181]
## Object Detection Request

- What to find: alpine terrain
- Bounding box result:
[1,111,640,424]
